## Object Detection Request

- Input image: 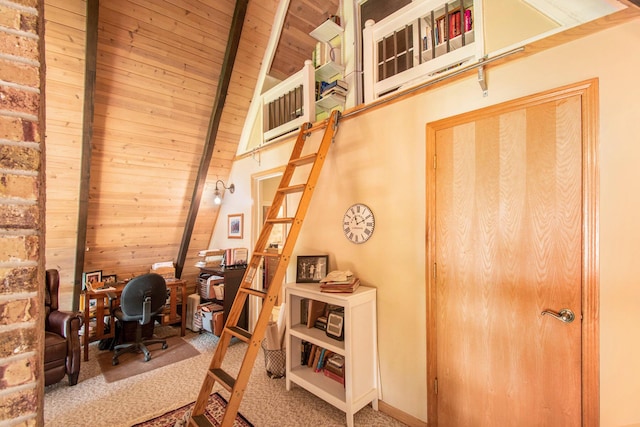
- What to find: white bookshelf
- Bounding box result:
[285,282,378,427]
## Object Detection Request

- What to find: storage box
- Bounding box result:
[199,275,224,300]
[202,310,224,336]
[194,302,223,332]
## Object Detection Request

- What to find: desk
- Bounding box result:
[82,279,187,361]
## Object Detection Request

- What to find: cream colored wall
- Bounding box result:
[211,20,640,425]
[483,0,557,52]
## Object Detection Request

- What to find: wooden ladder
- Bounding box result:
[189,110,341,427]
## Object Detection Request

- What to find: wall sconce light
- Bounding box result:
[213,180,235,205]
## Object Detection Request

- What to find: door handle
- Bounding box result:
[541,308,575,323]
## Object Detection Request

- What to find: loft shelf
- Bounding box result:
[316,93,346,112]
[310,19,343,43]
[315,61,344,82]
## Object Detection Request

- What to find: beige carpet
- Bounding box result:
[45,326,408,426]
[96,335,200,383]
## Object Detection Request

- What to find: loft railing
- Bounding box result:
[261,60,316,143]
[362,0,483,102]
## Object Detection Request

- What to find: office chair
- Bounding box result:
[112,273,168,365]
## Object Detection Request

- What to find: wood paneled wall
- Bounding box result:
[44,0,87,309]
[45,0,278,302]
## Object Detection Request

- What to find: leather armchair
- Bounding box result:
[44,269,83,386]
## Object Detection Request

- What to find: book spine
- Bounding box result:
[315,348,326,372]
[464,9,472,32]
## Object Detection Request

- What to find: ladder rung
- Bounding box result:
[226,325,252,342]
[190,415,213,427]
[253,251,280,258]
[209,368,235,392]
[265,217,294,225]
[289,153,317,167]
[279,184,305,194]
[239,287,268,299]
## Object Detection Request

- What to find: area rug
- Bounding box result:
[96,335,200,383]
[132,392,253,427]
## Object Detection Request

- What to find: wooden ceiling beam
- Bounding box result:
[175,0,249,278]
[73,0,99,311]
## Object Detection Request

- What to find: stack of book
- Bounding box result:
[317,79,348,103]
[323,353,345,385]
[320,270,360,293]
[300,341,345,385]
[194,249,224,268]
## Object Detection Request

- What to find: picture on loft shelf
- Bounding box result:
[296,255,329,283]
[82,270,102,290]
[228,213,244,239]
[102,274,117,285]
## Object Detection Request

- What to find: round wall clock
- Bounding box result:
[342,203,375,244]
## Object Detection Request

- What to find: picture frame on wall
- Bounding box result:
[296,255,329,283]
[228,213,244,239]
[82,270,102,290]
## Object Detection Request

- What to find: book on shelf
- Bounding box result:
[301,341,313,365]
[300,298,309,324]
[324,367,345,385]
[198,249,225,257]
[320,277,360,293]
[313,41,329,68]
[449,10,461,39]
[313,348,326,372]
[464,8,473,32]
[195,248,224,268]
[310,345,320,366]
[307,299,327,328]
[320,79,348,93]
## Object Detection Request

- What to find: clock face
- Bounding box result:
[342,203,375,244]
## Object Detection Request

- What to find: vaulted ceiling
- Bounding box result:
[47,0,340,292]
[270,0,340,80]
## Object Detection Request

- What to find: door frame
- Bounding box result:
[425,79,600,425]
[248,166,285,330]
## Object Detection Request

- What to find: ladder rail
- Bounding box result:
[190,111,341,427]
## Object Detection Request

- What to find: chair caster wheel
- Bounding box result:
[112,359,119,366]
[162,343,168,349]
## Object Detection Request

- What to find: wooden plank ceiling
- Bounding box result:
[80,0,338,288]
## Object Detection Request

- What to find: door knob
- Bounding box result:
[541,308,575,323]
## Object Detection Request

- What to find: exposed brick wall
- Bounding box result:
[0,0,45,425]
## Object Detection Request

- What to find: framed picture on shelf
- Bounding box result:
[296,255,329,283]
[82,270,102,290]
[228,213,244,239]
[102,274,117,285]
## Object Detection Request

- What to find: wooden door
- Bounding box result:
[427,81,599,426]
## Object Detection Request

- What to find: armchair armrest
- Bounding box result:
[47,310,83,338]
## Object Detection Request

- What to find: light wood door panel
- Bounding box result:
[429,88,591,426]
